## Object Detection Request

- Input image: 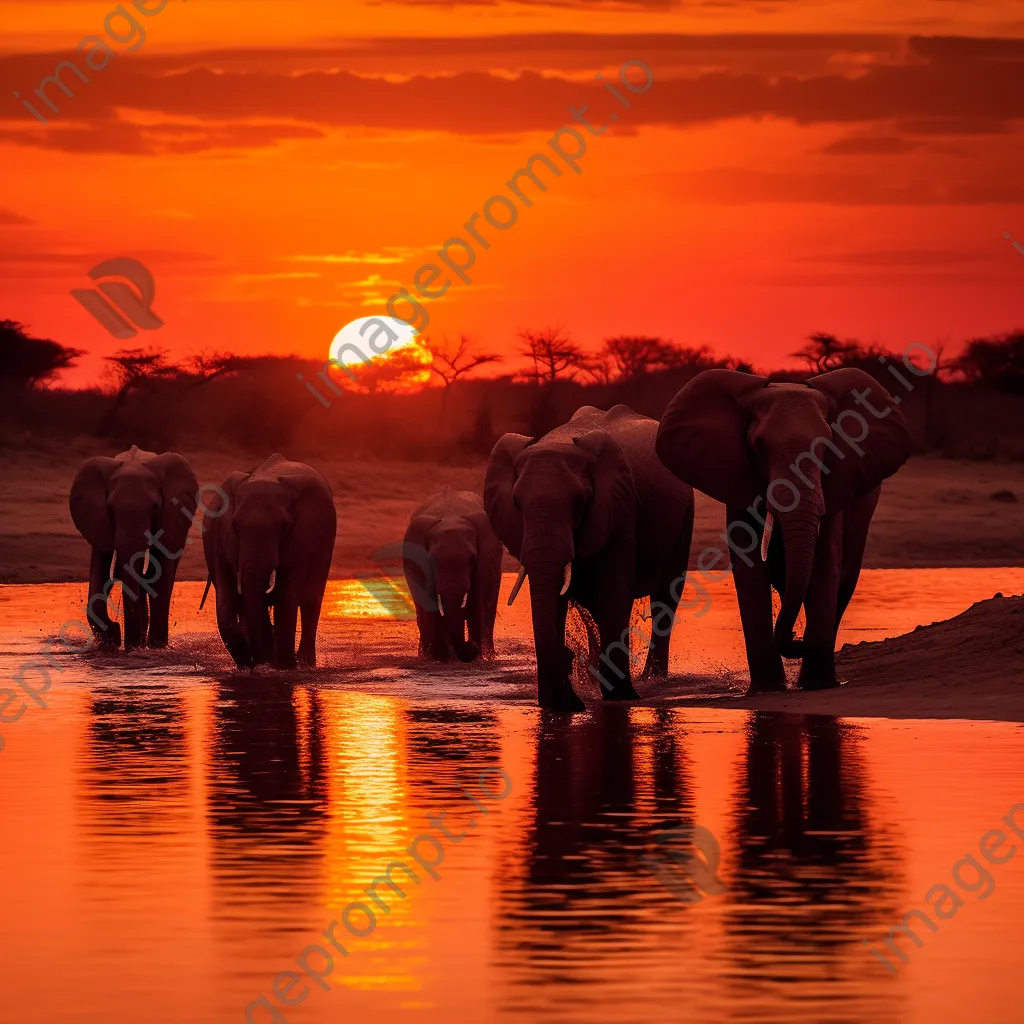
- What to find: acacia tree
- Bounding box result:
[957,333,1024,392]
[518,326,594,384]
[425,333,502,422]
[790,332,864,374]
[0,319,83,388]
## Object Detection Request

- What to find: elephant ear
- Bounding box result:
[403,514,441,610]
[572,429,635,559]
[145,452,200,554]
[655,369,768,509]
[278,468,337,571]
[465,508,504,575]
[484,433,533,561]
[808,368,913,508]
[69,456,120,551]
[216,471,249,569]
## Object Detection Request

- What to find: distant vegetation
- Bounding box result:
[2,320,1024,461]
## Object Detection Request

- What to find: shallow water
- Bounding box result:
[1,569,1023,1023]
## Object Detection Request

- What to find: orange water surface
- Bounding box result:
[1,569,1023,1024]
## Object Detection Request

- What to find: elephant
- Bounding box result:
[69,445,199,650]
[202,454,336,670]
[655,367,912,693]
[485,404,694,712]
[402,489,503,663]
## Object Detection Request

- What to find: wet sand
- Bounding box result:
[684,594,1024,722]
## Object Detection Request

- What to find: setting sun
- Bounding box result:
[328,315,433,392]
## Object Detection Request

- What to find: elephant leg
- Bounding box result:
[477,560,500,660]
[146,553,178,648]
[466,583,486,658]
[215,580,251,669]
[727,506,787,694]
[835,488,880,638]
[87,547,121,648]
[590,562,640,701]
[297,594,323,668]
[416,605,449,660]
[272,591,298,669]
[798,513,843,691]
[260,604,274,663]
[642,579,680,679]
[119,571,148,651]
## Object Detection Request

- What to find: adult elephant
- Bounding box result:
[69,445,199,650]
[402,489,503,663]
[655,368,912,693]
[485,405,694,712]
[202,454,336,670]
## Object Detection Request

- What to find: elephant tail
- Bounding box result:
[199,574,213,611]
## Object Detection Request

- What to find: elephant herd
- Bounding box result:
[69,367,912,712]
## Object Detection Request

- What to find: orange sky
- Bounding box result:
[2,0,1024,386]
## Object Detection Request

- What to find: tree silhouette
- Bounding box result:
[957,333,1024,392]
[0,320,83,388]
[426,334,502,423]
[518,326,593,384]
[329,341,433,394]
[790,332,864,374]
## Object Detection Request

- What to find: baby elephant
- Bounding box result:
[203,454,336,669]
[403,489,503,662]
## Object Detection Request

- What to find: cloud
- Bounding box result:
[796,249,992,266]
[0,209,32,226]
[1,33,1022,155]
[820,135,919,155]
[286,249,421,265]
[651,167,1024,205]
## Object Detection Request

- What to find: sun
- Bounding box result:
[328,316,433,392]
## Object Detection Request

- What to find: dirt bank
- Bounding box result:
[686,594,1024,722]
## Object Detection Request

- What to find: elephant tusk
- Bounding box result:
[236,570,243,595]
[560,562,572,596]
[143,549,150,576]
[109,551,117,580]
[266,569,276,594]
[507,565,527,606]
[199,575,213,611]
[438,595,445,617]
[461,592,468,610]
[761,510,774,562]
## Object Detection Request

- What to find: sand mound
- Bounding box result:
[694,594,1024,721]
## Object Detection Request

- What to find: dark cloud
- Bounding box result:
[820,135,920,155]
[0,33,1021,157]
[649,168,1024,205]
[796,249,991,266]
[0,209,32,226]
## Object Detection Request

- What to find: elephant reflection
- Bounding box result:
[494,707,698,955]
[724,713,903,969]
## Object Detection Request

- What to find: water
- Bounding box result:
[1,569,1023,1023]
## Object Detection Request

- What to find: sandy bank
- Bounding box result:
[683,594,1024,722]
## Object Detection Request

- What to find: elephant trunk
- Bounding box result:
[113,523,152,649]
[440,587,478,663]
[521,526,573,695]
[239,552,275,665]
[773,501,822,659]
